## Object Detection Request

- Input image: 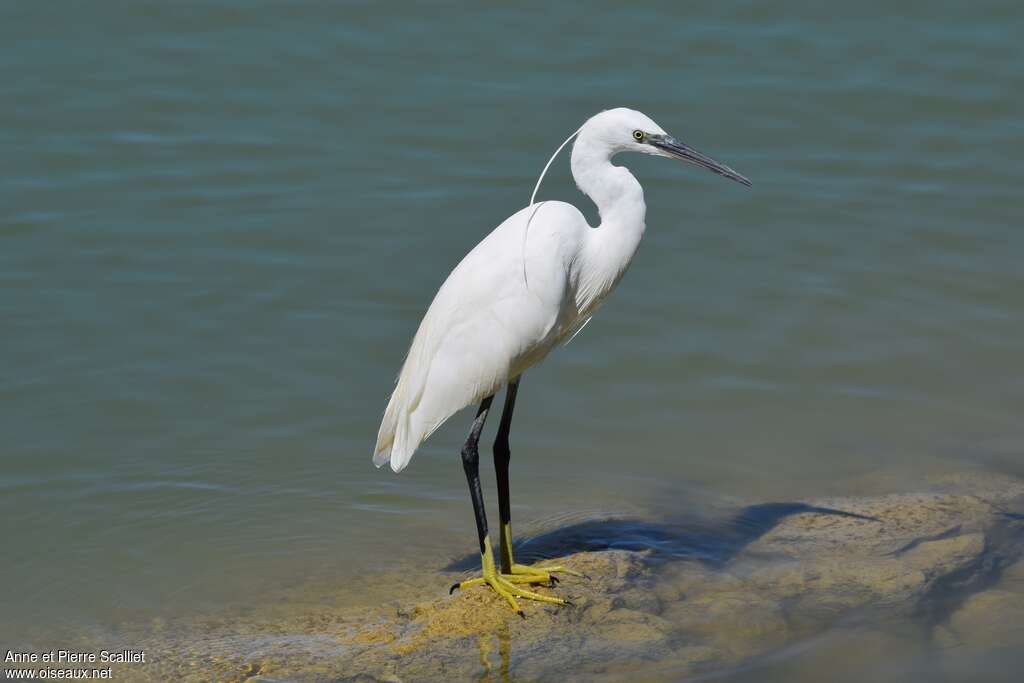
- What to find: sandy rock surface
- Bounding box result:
[88,471,1023,682]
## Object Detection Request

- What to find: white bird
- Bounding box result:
[374,108,750,614]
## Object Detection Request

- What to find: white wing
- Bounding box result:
[374,202,588,472]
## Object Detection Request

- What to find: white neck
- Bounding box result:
[569,131,647,309]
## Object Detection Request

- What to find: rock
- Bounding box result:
[999,557,1024,589]
[932,568,1024,682]
[936,589,1024,650]
[84,471,1024,682]
[934,555,1024,659]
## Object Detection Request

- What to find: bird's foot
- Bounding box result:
[508,562,586,581]
[450,571,569,614]
[449,537,570,615]
[498,524,587,582]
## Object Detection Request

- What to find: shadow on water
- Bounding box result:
[444,502,878,573]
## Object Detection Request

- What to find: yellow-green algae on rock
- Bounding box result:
[86,471,1023,682]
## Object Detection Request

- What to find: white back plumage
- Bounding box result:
[374,108,667,472]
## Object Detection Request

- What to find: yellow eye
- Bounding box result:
[632,130,645,141]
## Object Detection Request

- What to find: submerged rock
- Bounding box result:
[100,471,1023,681]
[931,558,1024,680]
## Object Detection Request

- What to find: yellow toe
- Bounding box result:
[450,536,571,614]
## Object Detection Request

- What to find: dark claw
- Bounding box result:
[449,583,460,595]
[517,610,526,619]
[549,575,560,586]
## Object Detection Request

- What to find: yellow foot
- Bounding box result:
[497,523,588,583]
[450,537,571,615]
[509,562,587,581]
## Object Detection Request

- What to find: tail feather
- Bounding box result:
[388,414,415,473]
[373,300,504,473]
[372,441,392,469]
[373,364,428,472]
[373,389,403,470]
[373,362,477,473]
[373,408,424,473]
[374,392,432,473]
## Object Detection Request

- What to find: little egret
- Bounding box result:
[374,108,750,614]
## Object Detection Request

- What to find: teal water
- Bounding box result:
[2,1,1022,678]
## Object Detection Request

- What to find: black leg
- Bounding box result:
[462,396,494,555]
[452,383,572,611]
[493,377,520,573]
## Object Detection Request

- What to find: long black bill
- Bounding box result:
[649,134,752,187]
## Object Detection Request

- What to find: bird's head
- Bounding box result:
[580,107,751,187]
